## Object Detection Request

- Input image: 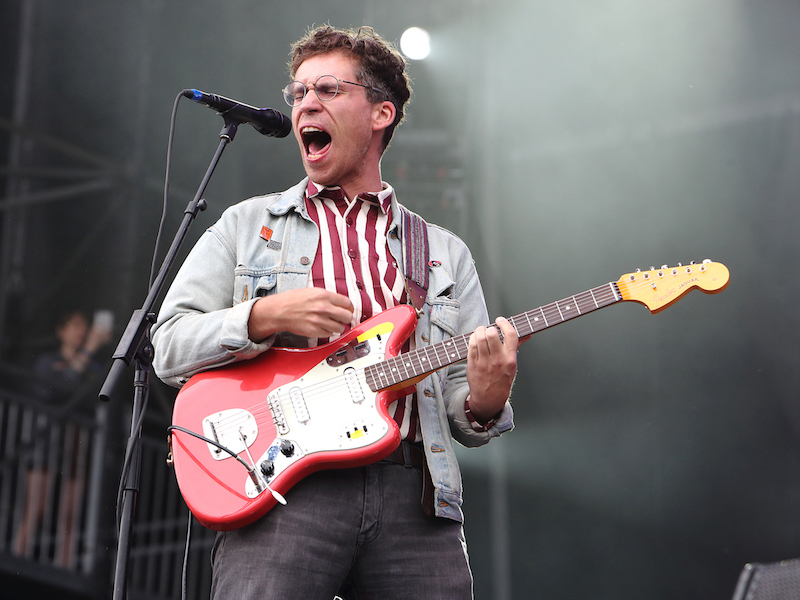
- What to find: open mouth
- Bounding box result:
[301,126,332,159]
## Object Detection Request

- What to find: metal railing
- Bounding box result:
[0,385,107,574]
[0,370,214,599]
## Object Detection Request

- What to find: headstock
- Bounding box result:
[616,260,730,313]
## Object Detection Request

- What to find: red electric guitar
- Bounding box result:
[168,260,729,530]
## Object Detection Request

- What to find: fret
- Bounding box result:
[512,313,526,337]
[416,345,436,372]
[588,287,600,308]
[578,291,595,313]
[542,303,561,324]
[522,311,534,336]
[397,355,413,381]
[609,281,622,302]
[429,340,450,369]
[538,306,549,327]
[443,338,460,362]
[555,300,565,321]
[388,357,403,385]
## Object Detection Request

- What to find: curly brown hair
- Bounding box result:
[288,25,412,150]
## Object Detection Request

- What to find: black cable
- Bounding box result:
[114,90,184,531]
[181,509,192,600]
[149,91,184,288]
[167,424,255,473]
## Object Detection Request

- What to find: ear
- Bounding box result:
[371,100,396,133]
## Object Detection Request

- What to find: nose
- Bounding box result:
[297,83,322,112]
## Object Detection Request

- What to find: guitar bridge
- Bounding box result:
[202,409,258,460]
[268,392,289,435]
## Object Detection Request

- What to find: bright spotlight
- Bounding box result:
[400,27,431,60]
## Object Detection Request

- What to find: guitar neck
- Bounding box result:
[365,281,623,392]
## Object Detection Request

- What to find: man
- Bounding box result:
[152,25,519,599]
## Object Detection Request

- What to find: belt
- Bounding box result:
[381,441,425,469]
[380,441,434,516]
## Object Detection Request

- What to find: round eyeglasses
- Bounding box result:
[282,75,386,107]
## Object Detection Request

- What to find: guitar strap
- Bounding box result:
[400,206,429,315]
[399,209,435,516]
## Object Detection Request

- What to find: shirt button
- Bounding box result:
[348,249,357,259]
[346,217,354,226]
[356,281,363,290]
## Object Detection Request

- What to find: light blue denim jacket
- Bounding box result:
[152,178,514,522]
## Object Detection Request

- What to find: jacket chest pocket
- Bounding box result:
[428,299,460,341]
[233,271,277,304]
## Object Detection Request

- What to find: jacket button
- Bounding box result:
[300,256,310,265]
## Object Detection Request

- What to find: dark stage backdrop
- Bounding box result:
[1,1,799,599]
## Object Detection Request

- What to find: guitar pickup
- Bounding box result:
[344,367,365,404]
[353,341,370,359]
[326,340,372,367]
[327,348,349,367]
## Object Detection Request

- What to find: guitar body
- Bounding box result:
[170,304,418,531]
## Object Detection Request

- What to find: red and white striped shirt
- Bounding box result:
[304,181,421,441]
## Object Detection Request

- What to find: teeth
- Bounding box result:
[301,126,323,134]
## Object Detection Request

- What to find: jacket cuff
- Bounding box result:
[219,298,275,358]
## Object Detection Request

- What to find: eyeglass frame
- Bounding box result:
[282,74,388,107]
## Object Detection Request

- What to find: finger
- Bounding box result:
[469,326,489,358]
[495,317,519,352]
[322,290,355,312]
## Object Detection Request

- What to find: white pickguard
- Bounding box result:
[242,328,395,497]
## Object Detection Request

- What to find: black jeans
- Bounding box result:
[210,461,473,600]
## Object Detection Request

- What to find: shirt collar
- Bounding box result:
[306,180,395,215]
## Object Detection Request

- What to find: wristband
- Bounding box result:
[464,398,498,432]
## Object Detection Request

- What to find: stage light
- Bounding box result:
[400,27,431,60]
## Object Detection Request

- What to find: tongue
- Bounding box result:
[308,133,331,156]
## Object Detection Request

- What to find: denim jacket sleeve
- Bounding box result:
[151,214,268,386]
[151,181,312,387]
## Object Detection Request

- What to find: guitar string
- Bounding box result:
[203,286,616,436]
[200,264,716,436]
[203,284,620,434]
[204,282,625,434]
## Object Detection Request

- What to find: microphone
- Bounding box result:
[182,89,292,138]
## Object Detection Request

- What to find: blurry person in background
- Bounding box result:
[31,310,113,404]
[14,309,112,566]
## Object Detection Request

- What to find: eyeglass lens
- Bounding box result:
[283,75,340,106]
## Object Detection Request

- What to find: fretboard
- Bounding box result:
[364,281,622,392]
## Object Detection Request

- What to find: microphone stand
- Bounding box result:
[99,118,240,600]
